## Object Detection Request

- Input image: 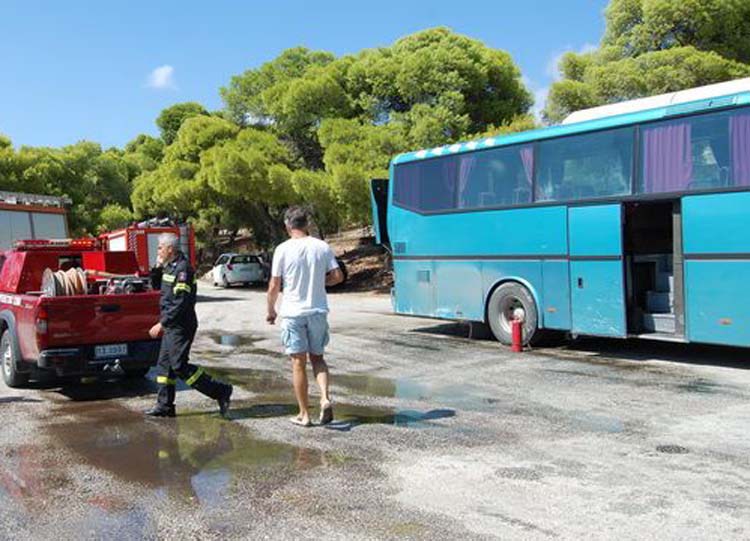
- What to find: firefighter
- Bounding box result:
[145,233,233,418]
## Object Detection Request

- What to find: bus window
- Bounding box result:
[536,127,634,202]
[640,109,750,194]
[393,156,457,212]
[731,111,750,187]
[457,145,533,209]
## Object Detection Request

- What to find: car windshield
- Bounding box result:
[231,255,258,264]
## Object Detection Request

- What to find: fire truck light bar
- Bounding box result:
[0,191,71,208]
[14,238,98,251]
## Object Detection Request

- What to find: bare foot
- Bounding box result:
[319,400,333,425]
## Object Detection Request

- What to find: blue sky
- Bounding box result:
[0,0,609,149]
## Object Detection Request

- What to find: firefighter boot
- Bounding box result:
[185,366,233,417]
[148,376,177,417]
[145,405,176,417]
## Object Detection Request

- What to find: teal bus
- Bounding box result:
[370,78,750,348]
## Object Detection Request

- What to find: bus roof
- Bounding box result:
[392,78,750,167]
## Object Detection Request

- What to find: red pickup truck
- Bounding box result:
[0,239,161,387]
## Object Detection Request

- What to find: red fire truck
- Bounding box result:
[99,218,196,275]
[0,191,70,251]
[0,193,195,388]
[0,238,161,387]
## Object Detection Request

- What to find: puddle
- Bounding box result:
[44,403,335,507]
[222,398,456,431]
[173,364,494,418]
[334,373,502,412]
[207,332,257,348]
[323,404,455,431]
[571,412,625,434]
[205,367,290,395]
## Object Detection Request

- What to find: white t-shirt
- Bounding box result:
[271,236,339,317]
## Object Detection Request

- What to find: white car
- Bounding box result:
[213,253,267,287]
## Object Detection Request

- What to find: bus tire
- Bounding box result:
[1,330,29,388]
[486,282,541,346]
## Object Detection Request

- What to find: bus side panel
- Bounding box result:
[684,261,750,347]
[481,261,543,317]
[434,261,483,320]
[683,192,750,347]
[542,260,571,330]
[682,192,750,254]
[388,206,567,257]
[393,260,435,317]
[569,260,627,336]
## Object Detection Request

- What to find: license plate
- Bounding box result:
[95,344,128,359]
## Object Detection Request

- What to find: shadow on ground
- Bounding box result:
[411,321,750,369]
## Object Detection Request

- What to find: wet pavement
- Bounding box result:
[0,286,749,539]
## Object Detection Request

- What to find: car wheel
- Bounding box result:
[486,282,541,346]
[222,275,230,288]
[1,330,29,388]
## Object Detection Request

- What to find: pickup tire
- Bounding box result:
[1,330,29,388]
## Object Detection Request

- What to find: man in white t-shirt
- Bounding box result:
[266,207,344,427]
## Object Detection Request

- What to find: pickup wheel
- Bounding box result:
[1,330,30,388]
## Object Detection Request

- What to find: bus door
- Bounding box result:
[568,204,627,337]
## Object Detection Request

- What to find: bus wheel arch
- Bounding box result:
[484,279,542,346]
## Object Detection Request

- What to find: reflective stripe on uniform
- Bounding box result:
[162,273,176,283]
[156,375,177,385]
[185,366,204,386]
[173,283,192,294]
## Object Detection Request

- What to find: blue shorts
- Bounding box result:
[280,313,330,356]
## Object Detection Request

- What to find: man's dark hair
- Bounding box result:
[284,206,309,230]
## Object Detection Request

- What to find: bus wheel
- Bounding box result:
[487,282,539,346]
[1,330,29,388]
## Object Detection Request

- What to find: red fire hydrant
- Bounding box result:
[511,319,523,353]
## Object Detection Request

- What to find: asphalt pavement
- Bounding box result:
[0,284,748,540]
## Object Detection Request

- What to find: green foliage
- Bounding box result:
[473,114,539,139]
[290,169,339,235]
[0,140,133,234]
[17,19,750,250]
[98,204,133,232]
[545,0,750,122]
[164,116,239,163]
[156,102,209,145]
[221,47,336,126]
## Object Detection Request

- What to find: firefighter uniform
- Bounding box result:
[149,251,232,416]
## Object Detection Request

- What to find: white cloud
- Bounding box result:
[146,65,176,90]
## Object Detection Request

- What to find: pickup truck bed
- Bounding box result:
[0,245,162,387]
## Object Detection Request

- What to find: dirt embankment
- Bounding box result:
[326,228,392,294]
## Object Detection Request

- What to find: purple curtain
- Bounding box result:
[457,155,476,207]
[394,163,421,209]
[642,123,692,193]
[520,146,533,185]
[731,114,750,187]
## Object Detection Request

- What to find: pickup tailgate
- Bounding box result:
[41,292,161,347]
